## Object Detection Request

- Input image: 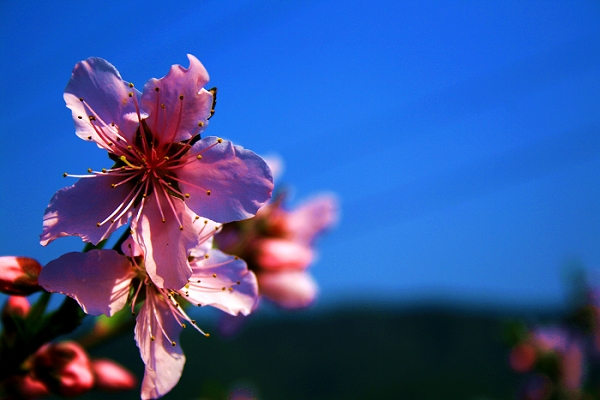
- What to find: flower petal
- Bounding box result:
[186,249,258,316]
[287,194,339,245]
[135,289,185,400]
[38,250,133,316]
[142,54,213,144]
[132,194,197,289]
[255,238,314,271]
[64,57,140,145]
[40,175,134,246]
[257,271,318,309]
[178,137,274,223]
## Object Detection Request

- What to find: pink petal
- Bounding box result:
[257,271,318,309]
[287,194,339,245]
[64,57,140,145]
[135,289,185,399]
[178,137,274,223]
[141,54,213,144]
[186,249,258,316]
[255,238,313,271]
[38,250,133,316]
[132,193,197,289]
[40,175,134,246]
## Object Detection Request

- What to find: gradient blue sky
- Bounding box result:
[1,1,599,308]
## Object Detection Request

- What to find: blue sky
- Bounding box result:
[1,0,599,308]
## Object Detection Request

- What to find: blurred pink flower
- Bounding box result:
[217,194,338,309]
[0,256,42,296]
[91,359,137,392]
[40,55,273,289]
[39,216,258,399]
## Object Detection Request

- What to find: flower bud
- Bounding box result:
[31,341,94,397]
[91,359,137,392]
[0,256,42,295]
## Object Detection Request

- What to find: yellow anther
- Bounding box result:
[128,82,134,88]
[197,155,203,160]
[179,225,183,231]
[87,168,92,173]
[217,138,223,143]
[221,287,226,291]
[128,92,133,97]
[111,183,116,188]
[119,155,142,169]
[185,193,190,198]
[161,218,166,223]
[206,190,211,196]
[63,172,68,177]
[204,333,210,337]
[102,168,107,173]
[198,121,204,127]
[96,222,101,227]
[164,156,170,160]
[212,273,217,278]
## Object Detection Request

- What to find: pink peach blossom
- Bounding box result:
[39,216,258,399]
[40,55,273,289]
[217,194,337,309]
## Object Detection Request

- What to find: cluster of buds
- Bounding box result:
[3,339,136,399]
[1,293,136,399]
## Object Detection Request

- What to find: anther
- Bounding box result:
[62,172,68,177]
[150,335,155,341]
[162,218,166,223]
[128,92,133,97]
[87,136,92,140]
[111,183,116,188]
[204,254,209,259]
[185,193,190,198]
[154,87,160,92]
[164,156,170,160]
[204,333,210,337]
[101,168,107,173]
[182,323,186,329]
[87,168,92,173]
[89,116,96,121]
[212,273,217,278]
[198,121,204,127]
[79,98,84,102]
[128,83,134,88]
[217,138,223,143]
[206,190,211,196]
[179,225,183,231]
[197,155,203,160]
[221,287,226,291]
[229,288,233,292]
[236,281,241,285]
[96,222,101,227]
[78,116,82,119]
[179,95,184,100]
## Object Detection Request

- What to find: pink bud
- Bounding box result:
[32,341,94,397]
[0,256,42,295]
[255,238,313,271]
[13,374,51,399]
[91,359,137,392]
[2,296,31,319]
